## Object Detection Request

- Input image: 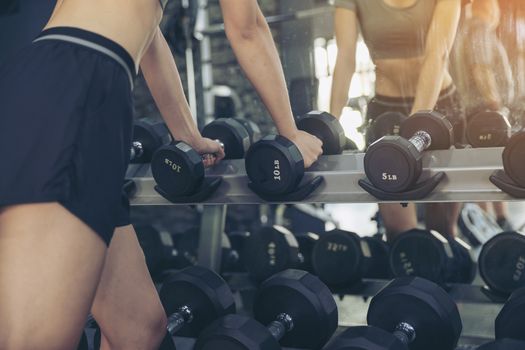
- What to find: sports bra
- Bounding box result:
[332,0,437,60]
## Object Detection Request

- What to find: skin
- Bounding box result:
[330,0,462,239]
[0,0,323,349]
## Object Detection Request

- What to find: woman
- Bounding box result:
[0,1,322,349]
[330,0,464,239]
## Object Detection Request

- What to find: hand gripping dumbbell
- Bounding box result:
[466,108,511,148]
[130,119,172,163]
[324,277,462,350]
[152,118,255,198]
[159,266,236,339]
[366,111,408,145]
[476,287,525,349]
[245,111,344,198]
[478,231,525,296]
[389,229,475,285]
[194,269,338,350]
[364,110,453,193]
[312,229,389,287]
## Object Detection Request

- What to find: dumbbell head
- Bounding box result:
[254,269,339,349]
[495,287,525,342]
[243,226,300,282]
[135,225,178,279]
[159,266,236,337]
[323,326,407,350]
[151,142,204,197]
[245,135,304,196]
[478,231,525,295]
[477,339,525,350]
[312,230,389,286]
[294,231,319,272]
[389,229,475,285]
[367,111,407,145]
[233,118,261,144]
[503,131,525,187]
[296,111,346,155]
[466,110,511,148]
[132,119,172,163]
[202,119,250,159]
[399,110,454,150]
[368,277,462,350]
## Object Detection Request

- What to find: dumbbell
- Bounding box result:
[130,119,172,163]
[324,277,462,350]
[312,229,389,286]
[294,231,319,272]
[135,225,180,280]
[159,266,236,338]
[478,231,525,295]
[233,118,261,145]
[245,111,344,197]
[195,269,338,350]
[152,118,256,197]
[389,229,475,285]
[366,111,407,145]
[226,230,250,272]
[466,109,511,148]
[364,110,453,193]
[475,287,525,349]
[500,129,525,188]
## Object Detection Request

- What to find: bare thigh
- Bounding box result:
[0,203,107,350]
[91,225,167,350]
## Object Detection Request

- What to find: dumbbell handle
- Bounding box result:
[130,141,144,161]
[267,313,294,341]
[408,131,432,153]
[392,322,416,345]
[166,305,194,335]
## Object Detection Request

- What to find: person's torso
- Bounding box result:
[44,0,165,70]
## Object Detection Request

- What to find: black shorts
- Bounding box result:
[0,27,136,245]
[366,85,466,145]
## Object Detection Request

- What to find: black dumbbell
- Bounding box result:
[226,230,250,272]
[312,229,389,286]
[159,266,236,338]
[477,339,525,350]
[233,118,261,145]
[152,117,255,197]
[294,231,319,272]
[466,109,511,148]
[135,225,180,280]
[245,111,343,197]
[364,110,453,193]
[195,269,338,350]
[366,111,407,145]
[478,231,525,295]
[131,119,172,163]
[389,229,475,285]
[324,277,462,350]
[501,130,525,188]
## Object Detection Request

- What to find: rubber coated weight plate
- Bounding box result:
[361,236,390,279]
[389,229,448,284]
[323,326,406,350]
[295,232,319,272]
[159,266,236,337]
[495,287,525,341]
[312,230,363,286]
[467,111,510,148]
[132,119,171,163]
[478,232,525,295]
[400,110,453,150]
[503,131,525,187]
[253,269,338,349]
[234,118,261,144]
[245,135,304,195]
[367,277,462,350]
[367,111,407,145]
[364,136,422,192]
[296,111,346,155]
[477,339,525,350]
[202,119,250,159]
[151,143,204,196]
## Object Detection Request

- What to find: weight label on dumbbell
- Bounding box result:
[382,173,398,181]
[326,242,348,252]
[164,158,182,173]
[399,252,415,275]
[273,160,281,181]
[513,256,525,282]
[479,134,493,141]
[267,241,277,266]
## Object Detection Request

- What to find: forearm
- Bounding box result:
[140,29,200,144]
[472,65,502,109]
[330,57,355,118]
[411,54,447,114]
[225,14,297,138]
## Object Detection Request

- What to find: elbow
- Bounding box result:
[424,48,450,68]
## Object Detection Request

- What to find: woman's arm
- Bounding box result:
[411,0,461,114]
[218,0,322,167]
[140,28,224,163]
[330,7,359,119]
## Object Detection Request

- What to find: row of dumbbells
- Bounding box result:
[137,222,525,298]
[78,265,525,350]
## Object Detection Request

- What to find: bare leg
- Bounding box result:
[0,203,106,350]
[92,225,167,350]
[425,202,463,238]
[379,203,418,242]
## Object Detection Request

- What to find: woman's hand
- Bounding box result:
[190,137,226,168]
[287,131,323,168]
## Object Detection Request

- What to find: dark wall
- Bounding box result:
[0,0,55,64]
